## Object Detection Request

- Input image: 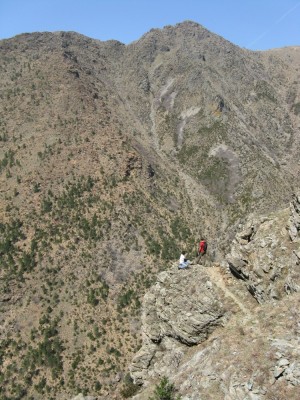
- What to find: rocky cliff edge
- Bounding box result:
[130,193,300,399]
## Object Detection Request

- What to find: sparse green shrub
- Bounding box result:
[106,346,121,357]
[255,80,277,103]
[97,357,104,366]
[293,102,300,115]
[87,289,99,306]
[41,197,53,213]
[71,353,82,370]
[34,377,46,393]
[19,251,36,273]
[118,289,135,309]
[150,376,181,400]
[33,182,41,193]
[146,237,161,256]
[0,149,16,173]
[0,132,8,142]
[120,373,139,398]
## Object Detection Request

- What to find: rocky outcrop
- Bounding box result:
[170,295,300,400]
[71,395,95,400]
[288,192,300,241]
[226,196,300,303]
[131,195,300,400]
[132,286,300,400]
[130,266,228,385]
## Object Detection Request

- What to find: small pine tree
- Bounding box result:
[150,376,181,400]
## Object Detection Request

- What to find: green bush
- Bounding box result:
[41,197,53,213]
[118,289,137,309]
[87,289,99,306]
[293,102,300,115]
[120,374,139,398]
[150,376,181,400]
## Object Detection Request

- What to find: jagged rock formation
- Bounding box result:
[131,194,300,399]
[130,266,229,385]
[289,192,300,242]
[226,192,300,303]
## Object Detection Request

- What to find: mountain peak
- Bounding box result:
[174,19,206,29]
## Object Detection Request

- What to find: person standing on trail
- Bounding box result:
[195,238,207,263]
[178,251,190,269]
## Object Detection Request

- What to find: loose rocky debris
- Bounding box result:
[271,338,300,387]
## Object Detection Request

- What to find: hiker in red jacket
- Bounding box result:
[195,238,207,264]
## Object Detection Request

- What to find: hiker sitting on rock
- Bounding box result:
[178,251,190,269]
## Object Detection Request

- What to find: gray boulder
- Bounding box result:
[130,266,227,384]
[71,394,96,400]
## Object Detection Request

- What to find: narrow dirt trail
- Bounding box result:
[207,266,253,317]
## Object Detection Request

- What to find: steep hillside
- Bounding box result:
[115,22,300,212]
[0,31,194,400]
[0,21,299,399]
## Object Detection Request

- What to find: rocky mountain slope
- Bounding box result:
[0,21,299,399]
[131,193,300,400]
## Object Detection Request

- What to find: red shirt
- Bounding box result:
[199,240,206,253]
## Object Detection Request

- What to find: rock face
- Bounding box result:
[131,195,300,400]
[130,266,228,385]
[289,193,300,242]
[226,194,300,303]
[170,296,300,400]
[71,395,95,400]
